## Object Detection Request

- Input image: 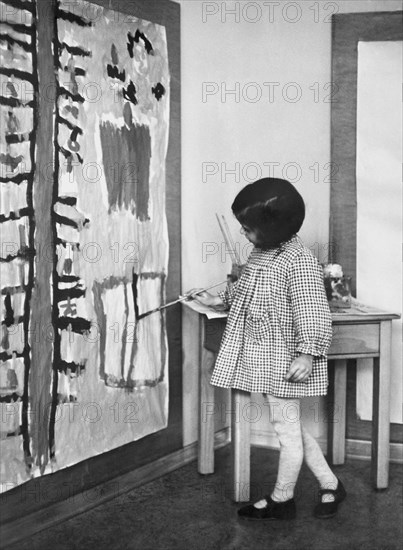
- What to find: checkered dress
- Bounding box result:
[210,235,332,398]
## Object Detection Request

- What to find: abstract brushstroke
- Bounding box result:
[55,3,93,27]
[99,118,151,220]
[127,29,154,57]
[122,80,138,105]
[152,83,166,101]
[107,43,126,82]
[0,0,37,482]
[46,1,93,456]
[93,272,166,389]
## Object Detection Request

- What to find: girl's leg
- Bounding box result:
[255,394,303,506]
[300,424,338,502]
[300,422,347,517]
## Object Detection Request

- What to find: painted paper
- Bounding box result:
[0,0,38,491]
[0,0,171,491]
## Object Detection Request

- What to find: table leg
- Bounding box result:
[372,320,392,489]
[327,359,347,465]
[231,389,251,502]
[198,345,216,474]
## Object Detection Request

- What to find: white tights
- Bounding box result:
[255,394,338,506]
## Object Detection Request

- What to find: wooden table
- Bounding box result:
[196,303,400,501]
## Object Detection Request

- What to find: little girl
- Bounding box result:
[192,178,346,520]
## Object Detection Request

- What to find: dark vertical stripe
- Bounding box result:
[132,273,140,321]
[128,273,139,384]
[29,0,56,471]
[18,223,26,248]
[121,284,128,380]
[48,0,62,461]
[4,293,14,326]
[159,273,167,382]
[21,0,39,467]
[92,282,106,382]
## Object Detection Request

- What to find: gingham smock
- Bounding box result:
[210,235,332,398]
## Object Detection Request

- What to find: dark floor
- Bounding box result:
[6,446,403,550]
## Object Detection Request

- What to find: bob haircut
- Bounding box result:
[232,178,305,249]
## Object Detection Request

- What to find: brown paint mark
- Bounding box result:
[99,106,151,221]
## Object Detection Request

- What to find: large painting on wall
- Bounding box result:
[0,0,180,492]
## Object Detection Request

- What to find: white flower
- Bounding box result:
[323,263,343,278]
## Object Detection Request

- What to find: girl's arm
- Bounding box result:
[189,290,223,307]
[187,280,239,309]
[288,251,332,358]
[217,281,239,309]
[285,353,313,383]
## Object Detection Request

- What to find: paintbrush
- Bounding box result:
[137,280,228,320]
[222,214,241,266]
[216,213,238,265]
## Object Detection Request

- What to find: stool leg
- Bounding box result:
[231,389,251,502]
[327,359,347,464]
[198,347,216,474]
[372,320,392,489]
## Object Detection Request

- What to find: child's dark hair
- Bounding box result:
[232,178,305,249]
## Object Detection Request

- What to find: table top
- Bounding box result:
[183,298,400,323]
[330,301,400,323]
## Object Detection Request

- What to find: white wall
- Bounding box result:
[179,0,402,446]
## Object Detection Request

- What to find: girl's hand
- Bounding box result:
[285,354,313,383]
[185,289,223,307]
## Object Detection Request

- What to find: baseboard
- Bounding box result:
[250,430,281,450]
[345,439,403,463]
[250,430,403,464]
[0,429,229,549]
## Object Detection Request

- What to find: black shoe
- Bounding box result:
[238,496,296,521]
[314,478,347,519]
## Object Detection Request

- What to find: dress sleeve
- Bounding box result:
[288,251,332,357]
[218,281,239,309]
